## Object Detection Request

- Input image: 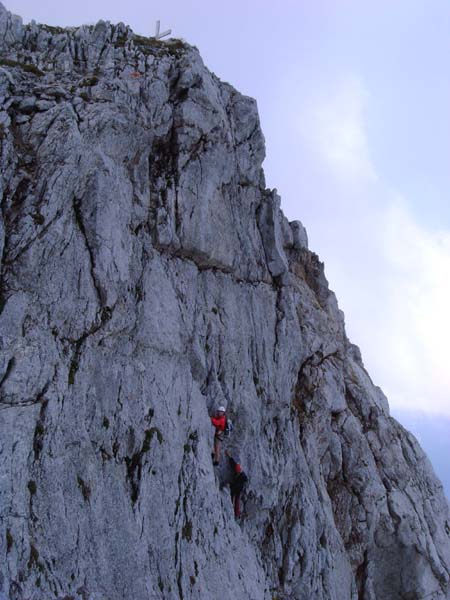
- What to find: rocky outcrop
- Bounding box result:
[0,4,449,599]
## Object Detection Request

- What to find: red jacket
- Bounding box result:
[211,415,226,431]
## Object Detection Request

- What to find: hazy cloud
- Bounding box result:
[376,200,450,415]
[293,75,450,417]
[298,76,377,184]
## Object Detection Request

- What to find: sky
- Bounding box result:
[6,1,450,495]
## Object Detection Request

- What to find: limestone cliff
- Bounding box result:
[0,4,449,599]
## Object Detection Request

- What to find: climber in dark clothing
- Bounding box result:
[226,453,248,518]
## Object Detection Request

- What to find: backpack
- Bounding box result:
[231,471,248,495]
[237,472,248,486]
[224,418,233,437]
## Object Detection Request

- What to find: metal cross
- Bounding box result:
[155,20,171,40]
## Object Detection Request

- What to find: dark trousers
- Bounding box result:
[231,491,241,518]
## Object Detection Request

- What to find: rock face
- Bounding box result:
[0,4,449,599]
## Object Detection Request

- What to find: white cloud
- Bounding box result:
[292,74,450,417]
[299,75,377,184]
[375,199,450,415]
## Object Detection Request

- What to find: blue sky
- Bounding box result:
[6,0,450,494]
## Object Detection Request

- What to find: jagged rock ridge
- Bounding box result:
[0,4,449,599]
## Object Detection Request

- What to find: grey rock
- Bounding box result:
[0,3,449,600]
[35,99,55,111]
[291,219,308,249]
[18,97,35,113]
[0,2,23,45]
[257,189,289,277]
[12,113,28,123]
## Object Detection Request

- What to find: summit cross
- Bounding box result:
[154,20,171,40]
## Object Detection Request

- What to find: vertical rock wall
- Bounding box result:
[0,4,449,599]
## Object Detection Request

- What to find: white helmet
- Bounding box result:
[218,406,226,413]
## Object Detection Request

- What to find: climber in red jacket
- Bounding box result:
[210,406,226,466]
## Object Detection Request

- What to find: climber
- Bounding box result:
[226,452,248,519]
[210,406,227,466]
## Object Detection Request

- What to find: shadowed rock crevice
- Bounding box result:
[72,195,104,307]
